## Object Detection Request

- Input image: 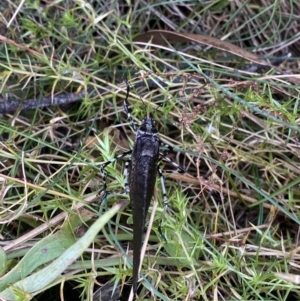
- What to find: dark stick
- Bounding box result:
[0,89,93,114]
[0,54,291,115]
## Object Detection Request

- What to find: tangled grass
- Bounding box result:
[1,1,300,300]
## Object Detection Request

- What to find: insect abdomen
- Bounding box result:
[129,131,160,294]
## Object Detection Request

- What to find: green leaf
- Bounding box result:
[0,229,75,292]
[0,201,125,301]
[0,247,8,276]
[164,229,198,267]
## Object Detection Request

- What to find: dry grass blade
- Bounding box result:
[134,30,271,66]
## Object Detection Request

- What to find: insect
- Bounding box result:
[99,79,185,295]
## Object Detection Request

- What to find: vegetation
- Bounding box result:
[0,1,300,300]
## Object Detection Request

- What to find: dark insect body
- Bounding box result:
[127,117,160,294]
[99,80,185,296]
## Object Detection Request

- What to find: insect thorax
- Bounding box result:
[138,117,158,134]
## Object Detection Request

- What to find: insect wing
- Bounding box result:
[129,129,160,293]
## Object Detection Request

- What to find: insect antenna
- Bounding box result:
[123,79,138,133]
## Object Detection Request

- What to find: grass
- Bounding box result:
[1,1,300,301]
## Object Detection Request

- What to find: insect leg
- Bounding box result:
[159,152,186,174]
[123,158,130,194]
[158,166,169,209]
[160,142,173,155]
[157,165,168,242]
[98,150,132,203]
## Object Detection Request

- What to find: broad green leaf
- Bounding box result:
[0,247,8,276]
[0,229,75,291]
[0,201,124,301]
